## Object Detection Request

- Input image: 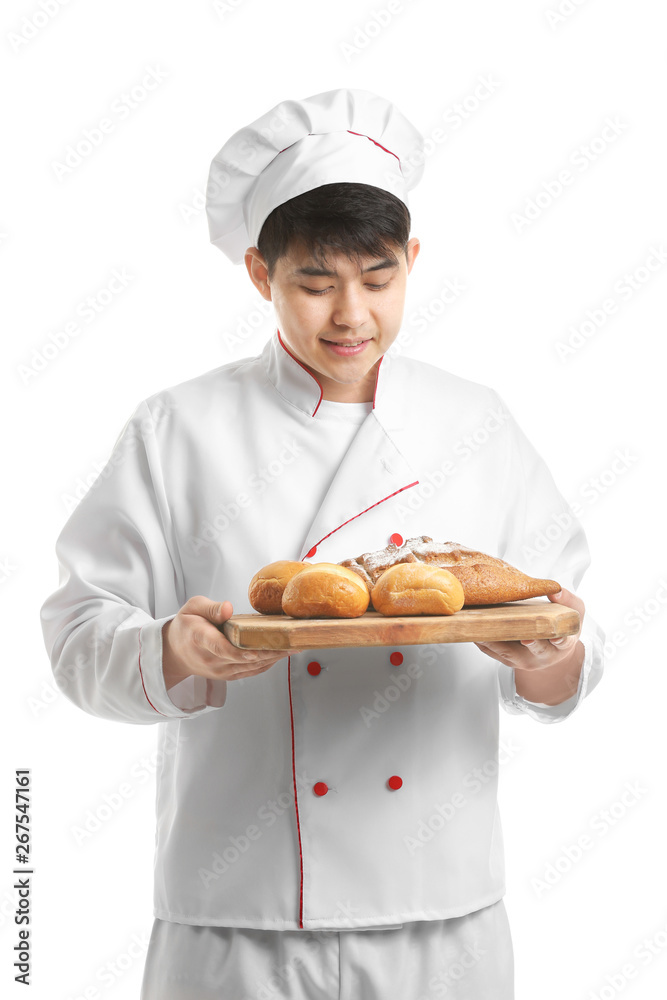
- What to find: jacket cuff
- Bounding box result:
[138,616,227,718]
[497,620,601,724]
[498,657,583,723]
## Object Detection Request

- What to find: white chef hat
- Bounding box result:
[205,88,426,265]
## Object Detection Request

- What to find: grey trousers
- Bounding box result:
[140,898,514,999]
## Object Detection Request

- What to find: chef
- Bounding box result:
[40,88,605,999]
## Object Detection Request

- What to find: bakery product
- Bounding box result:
[250,536,560,618]
[281,563,370,618]
[340,536,560,605]
[371,563,465,616]
[248,560,308,615]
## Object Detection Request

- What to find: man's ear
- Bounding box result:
[406,237,420,275]
[245,247,272,301]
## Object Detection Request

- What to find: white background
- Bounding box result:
[2,0,666,997]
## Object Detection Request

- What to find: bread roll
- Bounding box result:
[281,562,370,619]
[248,560,308,615]
[371,563,465,616]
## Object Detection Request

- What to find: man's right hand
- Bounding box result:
[161,596,299,690]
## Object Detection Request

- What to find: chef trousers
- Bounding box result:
[139,898,514,999]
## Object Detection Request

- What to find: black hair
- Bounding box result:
[256,182,411,280]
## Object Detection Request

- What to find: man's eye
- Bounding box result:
[303,282,390,295]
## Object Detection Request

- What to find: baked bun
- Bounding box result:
[341,536,561,605]
[281,562,370,619]
[371,563,465,616]
[248,560,308,615]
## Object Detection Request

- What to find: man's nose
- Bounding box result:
[330,287,370,328]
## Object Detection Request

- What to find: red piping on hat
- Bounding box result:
[278,131,401,172]
[346,130,401,168]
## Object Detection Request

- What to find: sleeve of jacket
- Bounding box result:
[39,398,228,724]
[492,391,605,724]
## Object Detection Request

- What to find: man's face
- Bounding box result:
[246,237,420,402]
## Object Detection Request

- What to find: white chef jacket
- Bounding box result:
[40,328,605,932]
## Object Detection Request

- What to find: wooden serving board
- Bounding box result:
[220,600,580,651]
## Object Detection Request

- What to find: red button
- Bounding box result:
[307,661,322,676]
[387,775,403,790]
[313,782,329,796]
[389,652,403,666]
[305,546,317,558]
[390,533,403,547]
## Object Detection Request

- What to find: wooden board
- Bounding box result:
[220,600,580,650]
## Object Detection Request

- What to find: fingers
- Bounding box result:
[191,621,240,661]
[218,649,298,682]
[476,630,579,670]
[229,656,286,679]
[547,586,585,619]
[173,594,302,683]
[547,634,577,650]
[190,616,271,662]
[238,649,291,663]
[547,589,585,650]
[474,586,585,664]
[520,635,576,651]
[475,640,522,664]
[181,594,234,624]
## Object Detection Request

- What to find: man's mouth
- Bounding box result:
[322,338,370,346]
[321,338,372,356]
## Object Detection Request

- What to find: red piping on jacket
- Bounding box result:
[287,657,305,928]
[276,330,324,416]
[304,479,419,557]
[139,629,169,717]
[287,477,420,927]
[372,354,383,408]
[276,329,383,415]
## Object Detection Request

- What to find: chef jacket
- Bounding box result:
[40,328,605,932]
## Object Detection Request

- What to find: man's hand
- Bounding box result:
[162,596,300,690]
[474,588,585,706]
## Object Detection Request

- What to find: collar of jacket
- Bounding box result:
[261,327,406,431]
[261,328,418,559]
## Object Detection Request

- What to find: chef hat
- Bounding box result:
[205,88,426,265]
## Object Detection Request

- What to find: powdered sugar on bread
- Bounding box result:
[339,536,561,605]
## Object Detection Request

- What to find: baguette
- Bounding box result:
[340,536,560,605]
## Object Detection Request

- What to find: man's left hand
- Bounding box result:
[474,588,585,705]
